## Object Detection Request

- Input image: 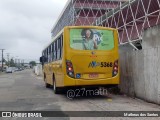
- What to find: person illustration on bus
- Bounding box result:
[81,29,98,50]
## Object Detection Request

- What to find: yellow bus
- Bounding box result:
[40,26,119,94]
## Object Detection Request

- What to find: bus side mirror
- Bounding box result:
[40,57,43,63]
[40,56,47,64]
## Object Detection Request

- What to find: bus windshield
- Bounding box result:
[70,28,114,50]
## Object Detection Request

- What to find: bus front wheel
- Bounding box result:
[45,78,50,88]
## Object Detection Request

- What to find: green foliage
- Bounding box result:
[10,59,15,67]
[29,61,36,66]
[2,58,6,62]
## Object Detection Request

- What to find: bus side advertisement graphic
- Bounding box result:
[70,29,114,50]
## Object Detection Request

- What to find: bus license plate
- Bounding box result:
[89,73,98,78]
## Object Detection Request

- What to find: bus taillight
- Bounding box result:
[68,67,72,71]
[112,60,118,77]
[66,60,75,78]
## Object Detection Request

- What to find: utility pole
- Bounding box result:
[15,59,17,67]
[18,59,20,67]
[21,59,23,66]
[15,56,18,67]
[0,49,5,72]
[7,53,10,67]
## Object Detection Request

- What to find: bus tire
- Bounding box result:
[107,85,120,94]
[53,80,61,94]
[45,83,50,88]
[44,77,50,88]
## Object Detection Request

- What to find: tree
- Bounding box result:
[6,59,15,67]
[0,58,6,63]
[2,58,6,62]
[29,61,36,67]
[10,59,15,67]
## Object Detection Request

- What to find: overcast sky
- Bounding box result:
[0,0,68,63]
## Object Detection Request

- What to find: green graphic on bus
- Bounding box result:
[70,29,114,50]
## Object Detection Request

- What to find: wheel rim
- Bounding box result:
[53,80,56,91]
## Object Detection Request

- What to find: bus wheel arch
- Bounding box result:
[43,73,46,81]
[44,73,50,88]
[52,73,55,82]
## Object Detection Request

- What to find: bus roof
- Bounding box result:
[43,26,117,51]
[64,26,116,31]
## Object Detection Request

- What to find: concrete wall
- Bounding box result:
[120,25,160,104]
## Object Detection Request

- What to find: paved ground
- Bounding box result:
[0,71,5,75]
[0,69,160,120]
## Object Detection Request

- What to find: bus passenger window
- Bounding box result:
[46,48,48,63]
[57,38,61,60]
[44,50,47,63]
[60,35,63,59]
[50,45,52,62]
[55,40,57,60]
[53,42,56,61]
[52,43,54,61]
[49,45,52,62]
[43,50,46,63]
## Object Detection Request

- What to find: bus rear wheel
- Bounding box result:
[53,80,61,94]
